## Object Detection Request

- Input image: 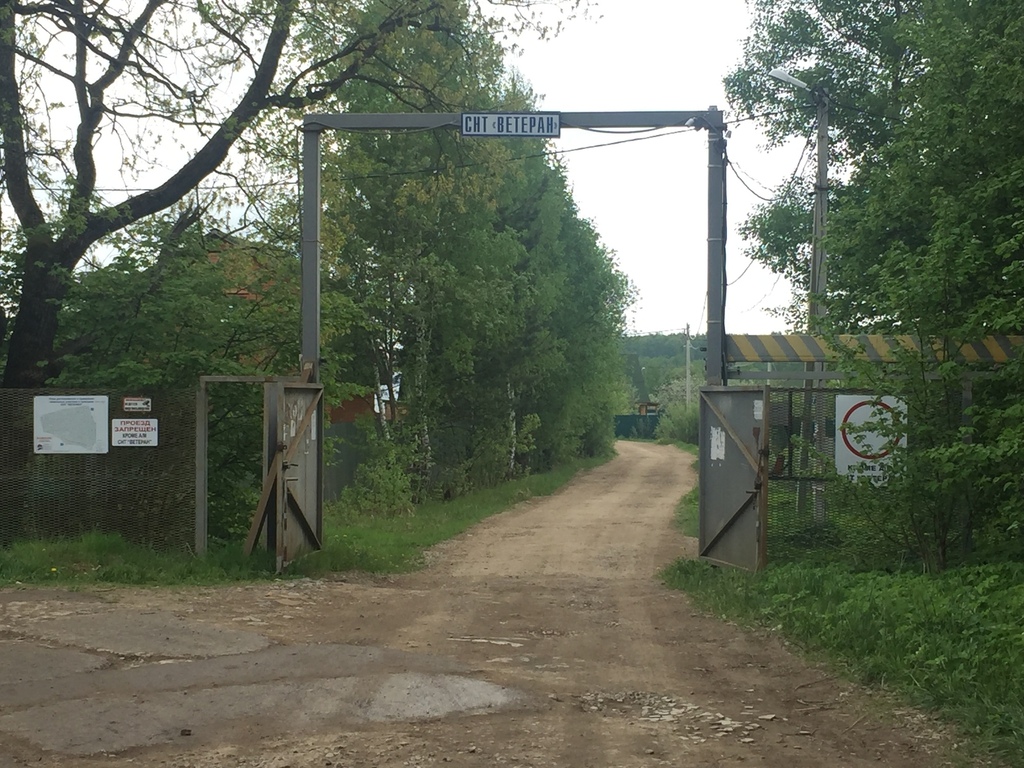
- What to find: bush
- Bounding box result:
[655,402,699,444]
[340,438,414,516]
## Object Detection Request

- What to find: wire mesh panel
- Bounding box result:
[765,387,909,568]
[0,389,195,549]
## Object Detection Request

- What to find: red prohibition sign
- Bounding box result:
[840,400,903,460]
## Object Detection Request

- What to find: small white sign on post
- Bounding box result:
[34,395,109,454]
[111,418,159,447]
[835,395,906,482]
[122,396,152,413]
[461,112,561,138]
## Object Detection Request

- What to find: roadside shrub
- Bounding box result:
[340,439,414,516]
[656,402,699,444]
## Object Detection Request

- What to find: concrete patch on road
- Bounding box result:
[364,672,522,721]
[0,641,107,684]
[21,611,271,658]
[0,642,529,755]
[0,588,107,605]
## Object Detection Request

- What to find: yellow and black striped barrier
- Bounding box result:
[726,334,1024,364]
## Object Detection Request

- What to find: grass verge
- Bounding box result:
[666,440,698,457]
[669,442,699,537]
[673,485,700,538]
[0,454,610,587]
[0,532,278,586]
[662,558,1024,763]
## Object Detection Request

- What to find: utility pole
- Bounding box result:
[809,85,830,332]
[703,109,728,386]
[685,324,692,408]
[768,69,830,330]
[769,69,830,524]
[807,85,830,522]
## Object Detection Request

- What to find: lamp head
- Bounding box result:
[769,68,809,91]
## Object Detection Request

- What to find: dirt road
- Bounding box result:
[0,441,955,767]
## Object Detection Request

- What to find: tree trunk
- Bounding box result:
[2,244,74,388]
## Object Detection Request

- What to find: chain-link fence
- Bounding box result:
[0,389,195,550]
[765,387,911,569]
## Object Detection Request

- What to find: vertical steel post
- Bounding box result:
[194,380,208,555]
[301,127,322,383]
[961,376,974,556]
[300,126,325,550]
[685,323,692,408]
[705,108,727,386]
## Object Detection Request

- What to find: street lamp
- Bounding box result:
[769,68,830,329]
[771,68,832,525]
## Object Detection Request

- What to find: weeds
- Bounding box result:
[0,532,277,586]
[662,559,1024,762]
[674,485,700,538]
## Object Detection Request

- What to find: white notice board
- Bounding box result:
[34,396,109,454]
[835,395,906,481]
[111,418,159,447]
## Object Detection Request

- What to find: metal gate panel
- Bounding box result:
[698,386,767,570]
[241,380,323,571]
[268,385,323,573]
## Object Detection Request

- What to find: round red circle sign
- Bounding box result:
[839,400,903,460]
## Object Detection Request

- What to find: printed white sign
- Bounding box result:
[461,112,561,138]
[835,395,906,481]
[34,396,109,454]
[122,396,152,412]
[111,418,159,447]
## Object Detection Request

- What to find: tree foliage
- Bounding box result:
[25,0,630,521]
[0,0,584,387]
[728,0,1024,567]
[317,68,631,504]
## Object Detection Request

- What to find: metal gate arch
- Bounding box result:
[698,386,768,570]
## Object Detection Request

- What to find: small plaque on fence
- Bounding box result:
[122,396,152,412]
[111,418,159,447]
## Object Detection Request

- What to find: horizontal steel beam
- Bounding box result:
[728,369,851,380]
[727,334,1024,364]
[303,110,725,132]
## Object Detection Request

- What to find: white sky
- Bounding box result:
[509,0,804,336]
[7,0,803,342]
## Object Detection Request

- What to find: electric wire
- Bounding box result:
[42,126,704,195]
[728,158,774,196]
[726,159,774,202]
[46,106,807,196]
[728,258,759,286]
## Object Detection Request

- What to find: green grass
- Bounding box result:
[674,485,700,538]
[0,532,279,586]
[667,440,698,456]
[0,454,610,586]
[667,442,699,537]
[662,558,1024,764]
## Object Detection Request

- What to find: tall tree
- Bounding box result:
[725,0,922,323]
[0,0,582,387]
[729,0,1024,565]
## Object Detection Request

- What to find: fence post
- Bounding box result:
[194,380,209,555]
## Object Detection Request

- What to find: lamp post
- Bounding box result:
[685,323,692,408]
[769,69,830,329]
[770,68,831,524]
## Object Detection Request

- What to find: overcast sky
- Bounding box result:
[509,0,806,337]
